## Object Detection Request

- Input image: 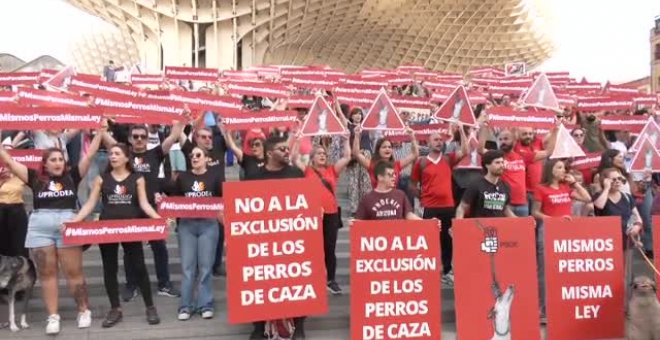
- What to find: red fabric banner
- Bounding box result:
[486,107,556,129]
[0,72,39,86]
[544,217,625,340]
[130,74,163,86]
[157,197,224,219]
[598,115,648,133]
[220,110,298,130]
[0,91,16,103]
[223,179,327,324]
[0,105,102,130]
[0,149,43,170]
[453,217,540,339]
[168,91,243,112]
[18,88,89,107]
[350,220,441,340]
[570,153,602,171]
[93,93,185,123]
[164,66,218,82]
[577,97,633,111]
[226,81,290,98]
[69,75,142,97]
[62,218,169,245]
[383,123,450,142]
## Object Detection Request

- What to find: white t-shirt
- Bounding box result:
[33,131,69,161]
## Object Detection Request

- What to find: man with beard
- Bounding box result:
[456,150,516,218]
[514,127,557,210]
[410,128,467,287]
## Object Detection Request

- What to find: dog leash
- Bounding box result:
[630,235,660,277]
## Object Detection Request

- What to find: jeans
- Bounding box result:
[322,213,340,281]
[177,218,219,312]
[511,204,529,217]
[397,175,416,209]
[422,207,454,274]
[214,223,225,270]
[101,242,154,309]
[638,187,654,252]
[84,150,108,213]
[535,219,545,317]
[125,239,171,289]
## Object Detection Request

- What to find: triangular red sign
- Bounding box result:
[521,73,560,111]
[432,85,477,126]
[629,136,660,173]
[361,89,406,130]
[299,95,347,136]
[630,118,660,152]
[550,124,586,159]
[455,132,481,169]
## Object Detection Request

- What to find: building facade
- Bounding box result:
[66,0,554,73]
[652,15,660,93]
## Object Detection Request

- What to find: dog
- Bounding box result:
[0,255,36,332]
[626,276,660,340]
[489,285,515,340]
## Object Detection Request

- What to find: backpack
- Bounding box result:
[264,319,295,340]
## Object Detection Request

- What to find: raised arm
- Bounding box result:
[352,126,371,169]
[71,176,102,222]
[220,123,244,162]
[137,177,162,219]
[455,125,469,161]
[78,128,105,178]
[11,131,27,148]
[333,136,352,174]
[399,127,419,169]
[0,139,28,183]
[291,133,306,172]
[161,120,185,154]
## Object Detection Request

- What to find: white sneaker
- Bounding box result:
[178,311,191,321]
[442,271,455,288]
[201,310,214,319]
[46,314,60,335]
[77,309,92,328]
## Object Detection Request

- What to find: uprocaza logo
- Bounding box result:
[114,185,127,195]
[48,181,64,192]
[192,181,206,192]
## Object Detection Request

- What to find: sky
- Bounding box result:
[1,0,659,84]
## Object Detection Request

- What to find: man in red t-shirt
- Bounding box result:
[411,129,467,287]
[514,127,556,212]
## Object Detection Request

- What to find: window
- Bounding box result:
[656,43,660,61]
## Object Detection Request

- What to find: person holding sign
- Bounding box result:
[70,144,164,328]
[455,150,516,218]
[220,124,265,179]
[171,146,224,321]
[292,135,352,295]
[531,159,592,323]
[0,128,104,335]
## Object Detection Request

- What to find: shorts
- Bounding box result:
[169,149,187,172]
[26,209,77,249]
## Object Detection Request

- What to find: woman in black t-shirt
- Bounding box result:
[172,146,223,321]
[220,124,265,179]
[0,129,103,335]
[72,144,163,328]
[593,167,643,246]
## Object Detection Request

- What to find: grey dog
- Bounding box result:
[627,276,660,340]
[0,255,36,332]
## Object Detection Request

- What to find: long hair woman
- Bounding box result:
[292,135,351,294]
[345,108,373,215]
[71,143,162,328]
[593,167,643,244]
[592,149,631,194]
[0,128,103,334]
[172,146,224,321]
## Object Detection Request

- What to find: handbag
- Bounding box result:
[311,167,344,229]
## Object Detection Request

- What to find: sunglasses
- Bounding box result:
[132,134,147,140]
[251,142,263,147]
[275,146,290,152]
[611,177,627,184]
[198,135,213,140]
[190,152,204,159]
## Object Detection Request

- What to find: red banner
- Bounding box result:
[287,95,317,109]
[4,149,43,169]
[383,123,450,142]
[577,97,633,111]
[486,107,556,129]
[69,75,142,97]
[350,220,441,340]
[62,218,169,245]
[18,88,89,107]
[0,105,102,130]
[453,217,540,339]
[223,179,326,324]
[654,216,660,300]
[164,66,218,82]
[220,110,298,130]
[157,196,224,219]
[0,91,16,103]
[598,115,648,133]
[168,91,242,112]
[226,81,290,98]
[0,72,39,86]
[570,153,602,171]
[544,217,625,339]
[130,74,163,86]
[93,93,184,123]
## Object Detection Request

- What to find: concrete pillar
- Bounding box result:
[206,21,234,70]
[241,32,254,69]
[160,19,193,67]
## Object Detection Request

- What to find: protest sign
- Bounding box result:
[486,107,555,129]
[544,217,625,340]
[223,179,327,324]
[361,89,406,130]
[351,220,441,340]
[0,105,102,130]
[598,115,648,133]
[220,109,298,131]
[383,123,450,143]
[3,149,43,170]
[157,197,224,219]
[628,136,660,173]
[521,73,560,111]
[226,81,290,98]
[0,72,39,86]
[570,153,602,171]
[630,118,660,152]
[550,124,586,159]
[300,95,347,136]
[455,133,481,169]
[453,217,540,339]
[62,218,169,245]
[0,91,16,103]
[68,75,142,97]
[164,66,218,82]
[505,62,527,77]
[18,88,89,107]
[433,85,477,126]
[654,216,660,300]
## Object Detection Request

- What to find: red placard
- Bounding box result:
[0,72,39,86]
[570,153,602,171]
[350,220,441,340]
[599,115,649,133]
[453,217,540,340]
[62,218,169,245]
[69,75,142,97]
[93,93,184,123]
[382,123,450,142]
[4,149,43,169]
[168,91,242,112]
[164,66,218,82]
[486,107,556,129]
[544,217,625,339]
[654,216,660,300]
[0,91,17,103]
[226,81,290,98]
[157,196,224,219]
[223,179,326,324]
[0,105,102,130]
[220,110,298,131]
[18,88,89,107]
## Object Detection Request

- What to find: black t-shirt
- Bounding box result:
[131,145,165,205]
[175,170,224,197]
[27,167,82,210]
[244,165,304,180]
[461,177,511,218]
[240,155,265,179]
[182,139,226,177]
[99,172,144,220]
[593,192,634,235]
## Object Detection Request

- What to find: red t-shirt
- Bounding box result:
[533,184,573,217]
[305,166,339,214]
[368,160,402,188]
[514,138,543,193]
[502,151,528,205]
[411,154,457,208]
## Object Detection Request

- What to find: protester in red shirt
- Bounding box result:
[531,158,591,324]
[514,127,556,209]
[292,135,351,295]
[410,127,467,287]
[352,126,419,188]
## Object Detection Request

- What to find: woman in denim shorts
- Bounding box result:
[0,129,104,335]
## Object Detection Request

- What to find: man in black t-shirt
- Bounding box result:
[456,150,516,219]
[107,122,184,300]
[245,136,306,340]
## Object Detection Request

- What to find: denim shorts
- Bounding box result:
[26,209,77,249]
[169,149,187,172]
